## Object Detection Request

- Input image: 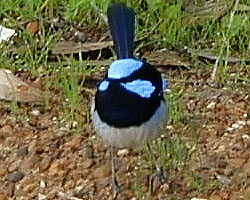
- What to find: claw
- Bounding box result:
[150,166,167,194]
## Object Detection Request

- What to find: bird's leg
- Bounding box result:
[110,145,119,195]
[147,143,167,194]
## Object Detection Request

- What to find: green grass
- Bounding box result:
[1,0,249,81]
[54,58,93,131]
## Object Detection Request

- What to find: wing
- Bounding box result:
[107,3,135,59]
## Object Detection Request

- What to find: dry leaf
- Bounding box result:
[26,21,39,35]
[145,49,190,68]
[52,41,113,54]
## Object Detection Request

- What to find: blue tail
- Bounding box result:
[107,3,135,59]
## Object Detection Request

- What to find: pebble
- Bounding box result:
[0,125,13,138]
[247,120,250,126]
[73,185,85,197]
[7,183,15,197]
[48,160,65,176]
[116,189,134,200]
[0,165,8,177]
[21,155,39,169]
[40,180,46,188]
[28,140,38,153]
[26,20,39,35]
[0,193,7,200]
[209,193,222,200]
[64,136,82,149]
[229,158,246,169]
[31,109,40,116]
[93,163,111,179]
[39,157,52,172]
[22,182,37,193]
[81,146,94,158]
[16,146,28,157]
[117,149,129,157]
[215,174,231,188]
[38,193,46,200]
[191,198,207,200]
[7,171,24,182]
[207,101,216,109]
[81,159,94,169]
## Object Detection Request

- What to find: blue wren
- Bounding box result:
[91,3,167,149]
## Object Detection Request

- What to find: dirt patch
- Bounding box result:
[0,66,249,200]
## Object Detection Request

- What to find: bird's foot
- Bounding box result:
[149,166,167,194]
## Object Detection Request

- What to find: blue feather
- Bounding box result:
[107,58,143,79]
[107,3,135,59]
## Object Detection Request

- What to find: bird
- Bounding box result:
[91,3,167,192]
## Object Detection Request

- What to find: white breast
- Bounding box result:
[91,99,167,148]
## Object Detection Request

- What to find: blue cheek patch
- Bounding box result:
[98,81,110,91]
[108,58,143,79]
[121,79,155,98]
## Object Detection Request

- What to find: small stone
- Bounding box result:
[242,134,249,140]
[82,159,94,169]
[7,182,15,197]
[38,193,46,200]
[22,154,39,169]
[81,146,93,158]
[231,123,239,129]
[22,182,37,193]
[28,140,38,153]
[207,101,216,109]
[117,189,134,200]
[0,125,13,138]
[39,157,52,172]
[0,193,7,200]
[224,167,233,176]
[191,199,207,200]
[229,158,246,169]
[64,136,82,149]
[209,193,222,200]
[48,160,64,176]
[230,192,242,200]
[26,21,39,35]
[40,180,46,188]
[238,120,246,126]
[8,160,20,172]
[31,109,40,116]
[117,149,129,157]
[93,163,111,179]
[215,174,231,188]
[16,146,28,157]
[0,165,8,177]
[7,171,24,182]
[73,185,85,197]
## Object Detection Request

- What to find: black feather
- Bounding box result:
[107,3,135,59]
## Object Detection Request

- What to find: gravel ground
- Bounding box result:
[0,67,249,200]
